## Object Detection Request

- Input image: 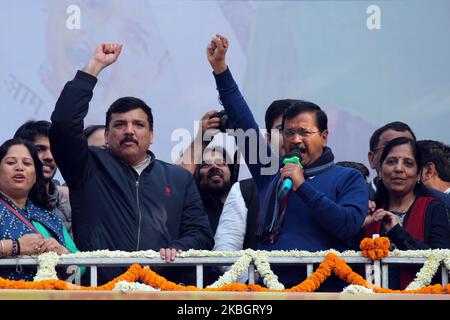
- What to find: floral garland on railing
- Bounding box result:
[252,251,285,290]
[34,252,59,281]
[360,237,390,260]
[1,253,449,294]
[113,280,159,292]
[1,237,450,294]
[207,252,253,288]
[404,250,449,290]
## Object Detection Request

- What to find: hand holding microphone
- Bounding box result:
[280,148,304,192]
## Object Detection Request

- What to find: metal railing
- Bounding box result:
[3,254,448,289]
[0,256,372,287]
[381,256,449,288]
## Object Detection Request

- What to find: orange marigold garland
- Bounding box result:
[374,237,390,259]
[76,263,142,291]
[330,253,373,288]
[0,237,448,294]
[0,277,69,290]
[204,283,249,292]
[139,266,199,291]
[247,283,269,292]
[360,237,390,260]
[285,252,334,292]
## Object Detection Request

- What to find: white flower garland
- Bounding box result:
[445,258,450,270]
[181,248,362,258]
[252,251,284,290]
[385,249,450,290]
[34,252,60,281]
[389,248,450,258]
[206,249,285,290]
[207,252,253,288]
[61,249,160,259]
[113,280,159,292]
[342,285,374,294]
[405,251,447,290]
[33,248,450,291]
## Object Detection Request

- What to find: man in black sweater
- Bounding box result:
[49,43,213,284]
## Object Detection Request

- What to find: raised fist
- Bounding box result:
[83,43,123,77]
[206,34,228,74]
[93,43,122,66]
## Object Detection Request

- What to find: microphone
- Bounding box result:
[280,148,303,193]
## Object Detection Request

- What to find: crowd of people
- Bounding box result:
[0,38,449,290]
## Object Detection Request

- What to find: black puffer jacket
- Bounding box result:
[49,71,213,283]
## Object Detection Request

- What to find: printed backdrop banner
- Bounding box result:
[0,0,449,181]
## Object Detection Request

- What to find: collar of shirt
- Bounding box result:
[133,155,152,176]
[371,178,378,192]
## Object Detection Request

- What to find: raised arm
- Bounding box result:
[83,43,123,77]
[206,35,277,186]
[206,35,228,75]
[49,43,122,189]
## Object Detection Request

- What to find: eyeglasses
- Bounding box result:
[282,128,321,138]
[200,159,227,168]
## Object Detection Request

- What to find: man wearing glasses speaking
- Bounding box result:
[206,34,368,291]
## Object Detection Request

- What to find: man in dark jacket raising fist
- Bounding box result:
[49,43,213,284]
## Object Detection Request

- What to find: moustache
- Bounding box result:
[42,160,55,169]
[120,135,139,145]
[290,144,307,154]
[207,169,224,179]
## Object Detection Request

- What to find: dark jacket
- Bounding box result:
[49,71,214,283]
[213,68,368,289]
[427,187,450,223]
